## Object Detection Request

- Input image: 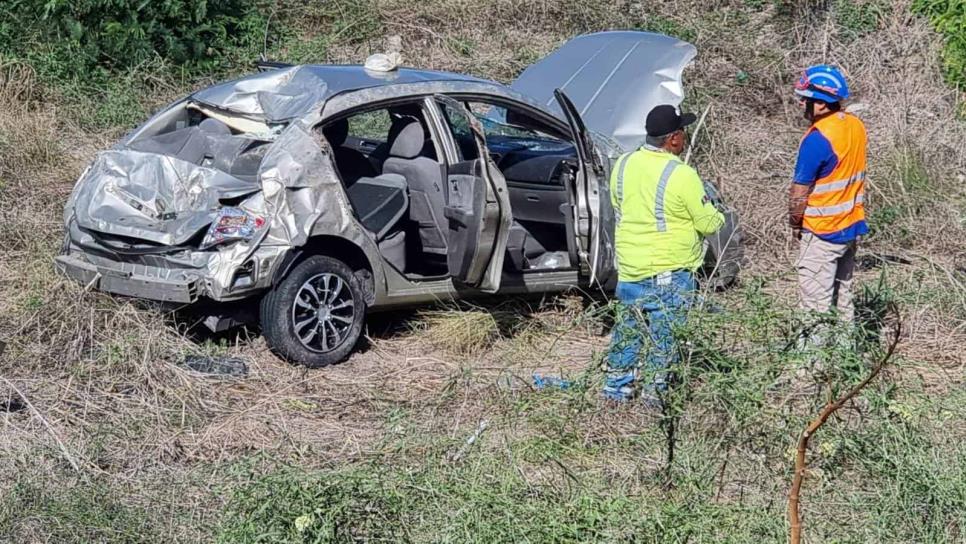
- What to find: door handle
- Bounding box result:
[526,195,540,202]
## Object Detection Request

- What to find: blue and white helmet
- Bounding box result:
[794,64,850,103]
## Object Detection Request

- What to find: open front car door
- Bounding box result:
[434,94,512,293]
[552,89,609,284]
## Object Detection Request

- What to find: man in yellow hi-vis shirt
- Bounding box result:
[604,105,725,403]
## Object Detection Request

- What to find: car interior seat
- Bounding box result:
[381,119,448,256]
[323,118,378,186]
[127,116,269,182]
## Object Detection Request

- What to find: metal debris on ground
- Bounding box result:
[1,396,25,413]
[449,419,489,463]
[179,355,249,376]
[857,253,912,270]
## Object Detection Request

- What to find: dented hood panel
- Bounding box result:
[512,31,696,153]
[72,150,260,246]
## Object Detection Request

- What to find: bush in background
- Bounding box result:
[913,0,966,90]
[0,0,264,76]
[0,0,267,127]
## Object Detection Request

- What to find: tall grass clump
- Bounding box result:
[212,276,965,543]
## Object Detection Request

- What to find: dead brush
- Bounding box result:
[0,59,39,105]
[0,99,63,182]
[410,306,514,357]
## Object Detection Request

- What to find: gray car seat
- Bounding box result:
[128,118,267,182]
[344,173,410,271]
[323,118,378,186]
[505,221,549,271]
[382,119,448,256]
[344,174,409,241]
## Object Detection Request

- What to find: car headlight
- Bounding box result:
[200,207,266,250]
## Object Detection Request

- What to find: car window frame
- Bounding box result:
[315,96,447,171]
[437,93,574,143]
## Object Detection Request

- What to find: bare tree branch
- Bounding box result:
[788,304,902,544]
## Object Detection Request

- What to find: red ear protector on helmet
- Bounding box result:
[795,72,840,99]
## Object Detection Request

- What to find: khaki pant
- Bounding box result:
[797,232,856,322]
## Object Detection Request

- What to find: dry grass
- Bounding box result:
[410,307,507,356]
[0,0,965,541]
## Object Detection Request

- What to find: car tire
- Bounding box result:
[702,224,743,290]
[260,255,366,368]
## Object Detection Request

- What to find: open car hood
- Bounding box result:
[511,31,696,153]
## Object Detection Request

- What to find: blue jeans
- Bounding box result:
[606,270,696,395]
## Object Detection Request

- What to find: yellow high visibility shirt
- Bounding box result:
[609,147,725,282]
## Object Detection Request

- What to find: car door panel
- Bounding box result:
[505,181,567,225]
[433,95,512,292]
[553,89,607,284]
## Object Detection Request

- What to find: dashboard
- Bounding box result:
[486,134,576,186]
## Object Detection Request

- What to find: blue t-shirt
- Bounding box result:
[794,130,837,185]
[793,129,868,243]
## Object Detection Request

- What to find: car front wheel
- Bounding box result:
[260,255,366,367]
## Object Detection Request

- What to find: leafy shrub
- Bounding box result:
[0,0,264,77]
[913,0,966,90]
[0,0,267,128]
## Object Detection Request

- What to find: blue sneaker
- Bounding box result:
[602,384,635,401]
[603,371,636,402]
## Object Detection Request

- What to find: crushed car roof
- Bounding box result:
[191,65,489,123]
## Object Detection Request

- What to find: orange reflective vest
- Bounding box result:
[802,112,868,241]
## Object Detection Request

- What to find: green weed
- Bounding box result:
[834,0,890,39]
[0,477,160,543]
[634,15,696,43]
[914,0,966,90]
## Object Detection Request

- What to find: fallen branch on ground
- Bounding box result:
[787,304,902,544]
[1,376,81,473]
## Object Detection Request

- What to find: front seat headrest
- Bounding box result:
[323,118,349,147]
[389,120,425,159]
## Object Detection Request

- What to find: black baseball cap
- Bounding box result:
[645,104,697,138]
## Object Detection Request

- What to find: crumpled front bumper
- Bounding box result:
[55,253,202,303]
[55,224,288,304]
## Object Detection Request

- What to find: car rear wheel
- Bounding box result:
[260,255,366,367]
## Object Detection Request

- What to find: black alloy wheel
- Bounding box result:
[260,255,366,367]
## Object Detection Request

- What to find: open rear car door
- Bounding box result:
[553,89,607,284]
[434,95,512,293]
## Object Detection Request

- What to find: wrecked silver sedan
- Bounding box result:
[58,32,742,367]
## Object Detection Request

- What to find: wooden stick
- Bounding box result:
[1,377,81,473]
[788,307,902,543]
[684,104,712,165]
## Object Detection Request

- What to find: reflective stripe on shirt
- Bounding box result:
[654,161,679,232]
[613,153,632,224]
[805,193,865,216]
[810,170,866,195]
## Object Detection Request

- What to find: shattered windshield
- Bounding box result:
[471,104,571,152]
[476,114,548,140]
